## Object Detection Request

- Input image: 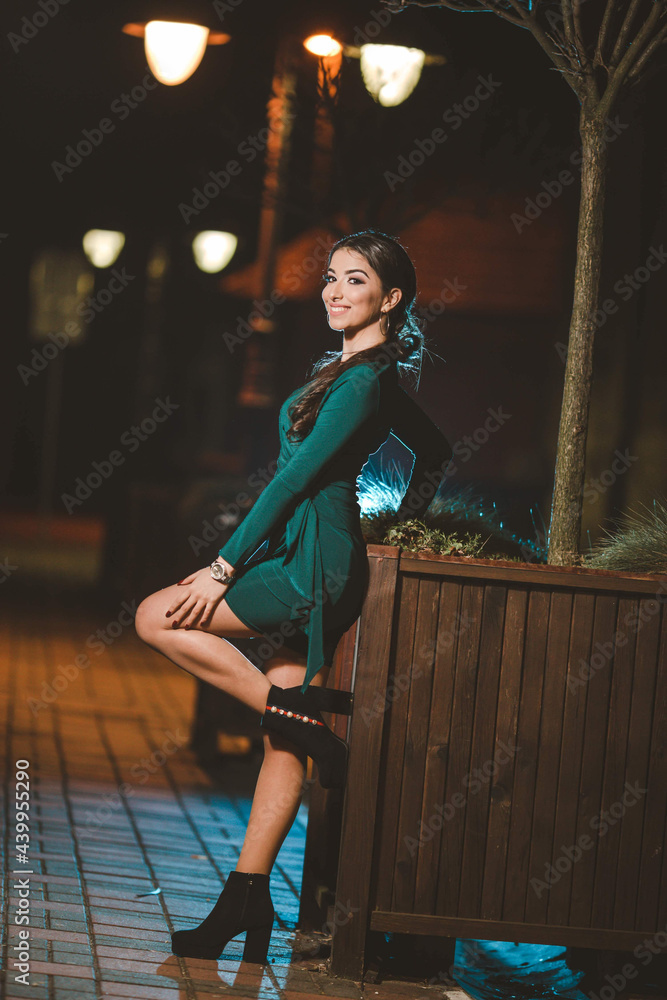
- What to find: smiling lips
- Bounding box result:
[328,305,350,314]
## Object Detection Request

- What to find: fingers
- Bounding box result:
[198,600,220,629]
[169,597,198,627]
[177,572,197,586]
[171,598,209,629]
[165,593,189,619]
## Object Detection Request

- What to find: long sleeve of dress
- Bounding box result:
[390,385,452,522]
[218,365,382,574]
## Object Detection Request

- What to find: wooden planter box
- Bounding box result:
[299,544,667,980]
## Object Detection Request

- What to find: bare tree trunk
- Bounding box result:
[548,111,609,565]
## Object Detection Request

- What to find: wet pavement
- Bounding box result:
[1,584,665,1000]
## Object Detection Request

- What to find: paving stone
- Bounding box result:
[1,593,467,1000]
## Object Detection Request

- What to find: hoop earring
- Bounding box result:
[380,311,388,337]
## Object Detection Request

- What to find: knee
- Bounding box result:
[135,594,166,645]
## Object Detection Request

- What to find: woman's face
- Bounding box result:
[322,247,400,333]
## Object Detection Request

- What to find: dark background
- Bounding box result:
[2,0,666,601]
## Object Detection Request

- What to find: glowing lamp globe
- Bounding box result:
[82,230,125,268]
[143,20,210,85]
[304,34,343,58]
[192,231,238,273]
[359,44,426,106]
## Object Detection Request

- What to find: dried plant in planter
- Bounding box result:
[357,457,545,562]
[582,498,667,574]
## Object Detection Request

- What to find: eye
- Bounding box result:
[322,273,333,282]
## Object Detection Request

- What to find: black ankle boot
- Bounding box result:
[171,870,274,963]
[260,684,354,790]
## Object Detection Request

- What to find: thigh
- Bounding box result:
[135,580,258,640]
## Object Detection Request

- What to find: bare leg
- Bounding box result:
[236,657,331,875]
[135,581,332,876]
[135,582,273,714]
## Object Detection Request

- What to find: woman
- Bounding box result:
[134,229,452,964]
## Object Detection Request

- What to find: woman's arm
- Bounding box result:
[390,385,452,521]
[217,365,382,573]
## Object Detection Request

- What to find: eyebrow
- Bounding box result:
[326,267,369,277]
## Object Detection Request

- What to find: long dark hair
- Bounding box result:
[287,229,425,441]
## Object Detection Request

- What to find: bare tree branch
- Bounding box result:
[599,1,666,116]
[383,0,526,26]
[560,0,576,49]
[595,0,618,68]
[609,0,645,68]
[628,18,667,80]
[572,0,590,69]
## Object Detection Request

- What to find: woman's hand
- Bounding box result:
[165,566,232,629]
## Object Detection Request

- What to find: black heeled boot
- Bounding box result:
[171,869,274,963]
[260,684,354,789]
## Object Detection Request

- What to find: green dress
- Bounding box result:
[219,355,452,693]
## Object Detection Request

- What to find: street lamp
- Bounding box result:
[82,229,125,268]
[121,19,230,85]
[303,33,446,107]
[359,44,426,106]
[192,231,238,273]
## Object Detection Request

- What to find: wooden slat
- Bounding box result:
[502,588,550,922]
[547,591,595,926]
[634,600,666,929]
[613,598,660,929]
[299,619,358,930]
[524,590,573,925]
[480,586,527,919]
[568,593,619,927]
[591,597,636,927]
[368,909,662,951]
[414,580,460,914]
[435,582,485,916]
[458,584,507,917]
[373,573,419,913]
[656,610,667,928]
[397,551,667,595]
[392,578,440,913]
[330,549,399,981]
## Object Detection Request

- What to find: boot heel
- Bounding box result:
[243,920,273,964]
[297,685,354,716]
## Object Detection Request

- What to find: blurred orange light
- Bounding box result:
[304,34,343,58]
